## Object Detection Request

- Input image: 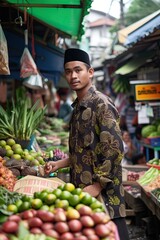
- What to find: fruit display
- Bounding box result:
[0,139,46,177]
[0,157,17,191]
[137,167,160,187]
[35,116,69,152]
[0,183,119,240]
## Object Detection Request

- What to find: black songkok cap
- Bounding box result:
[64,48,91,66]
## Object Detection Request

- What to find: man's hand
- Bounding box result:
[44,161,58,174]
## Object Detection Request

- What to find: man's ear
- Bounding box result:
[89,67,94,78]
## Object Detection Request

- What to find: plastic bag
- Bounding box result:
[0,24,10,75]
[20,47,38,78]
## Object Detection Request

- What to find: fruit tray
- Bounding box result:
[146,163,160,170]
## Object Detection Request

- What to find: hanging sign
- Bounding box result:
[135,83,160,101]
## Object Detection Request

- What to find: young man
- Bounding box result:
[45,48,129,239]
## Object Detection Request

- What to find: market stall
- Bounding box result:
[122,163,160,239]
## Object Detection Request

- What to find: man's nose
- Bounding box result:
[71,71,77,78]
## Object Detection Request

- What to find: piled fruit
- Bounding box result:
[0,156,17,191]
[0,138,45,177]
[0,183,119,240]
[0,207,117,240]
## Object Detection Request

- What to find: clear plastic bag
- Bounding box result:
[0,24,10,75]
[20,47,38,78]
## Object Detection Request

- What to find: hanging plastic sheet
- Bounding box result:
[0,24,10,75]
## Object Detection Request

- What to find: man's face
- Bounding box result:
[64,61,94,91]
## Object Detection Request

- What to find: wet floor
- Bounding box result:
[126,217,160,240]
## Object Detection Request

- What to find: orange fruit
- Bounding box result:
[31,198,43,209]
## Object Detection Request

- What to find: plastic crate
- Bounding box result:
[143,137,160,147]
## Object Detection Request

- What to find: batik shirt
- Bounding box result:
[69,85,126,219]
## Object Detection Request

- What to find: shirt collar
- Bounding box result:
[72,85,96,108]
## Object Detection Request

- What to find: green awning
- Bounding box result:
[4,0,93,40]
[115,50,155,75]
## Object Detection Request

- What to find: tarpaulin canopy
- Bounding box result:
[4,0,93,41]
[115,50,155,75]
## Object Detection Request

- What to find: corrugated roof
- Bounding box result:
[118,10,160,44]
[125,14,160,46]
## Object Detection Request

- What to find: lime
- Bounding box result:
[6,149,14,157]
[80,193,93,205]
[4,145,11,150]
[63,183,75,192]
[40,205,50,211]
[59,190,72,200]
[0,140,6,147]
[15,199,23,209]
[11,154,21,160]
[72,188,82,195]
[55,199,69,210]
[18,201,31,212]
[90,200,103,210]
[49,205,55,212]
[93,208,105,213]
[68,194,80,207]
[39,191,48,201]
[13,148,23,155]
[31,198,43,209]
[21,195,32,202]
[7,204,18,213]
[6,138,16,146]
[34,191,41,199]
[44,194,56,205]
[52,188,62,198]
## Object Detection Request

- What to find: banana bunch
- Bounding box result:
[112,76,130,93]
